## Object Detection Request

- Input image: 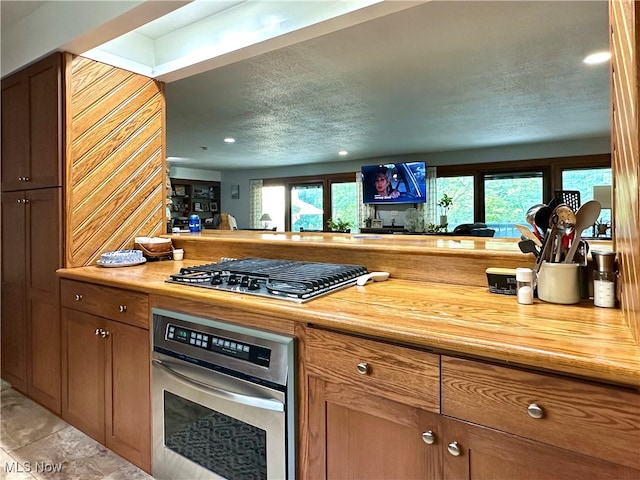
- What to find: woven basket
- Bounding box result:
[134,237,173,257]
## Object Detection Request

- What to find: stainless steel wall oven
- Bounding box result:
[151,309,295,480]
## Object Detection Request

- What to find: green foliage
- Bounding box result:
[327,218,351,231]
[437,193,454,210]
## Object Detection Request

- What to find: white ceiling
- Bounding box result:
[166,0,611,170]
[1,1,611,172]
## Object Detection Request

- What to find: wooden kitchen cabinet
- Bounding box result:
[61,280,151,472]
[1,50,165,420]
[303,327,640,479]
[1,53,63,192]
[440,416,640,480]
[1,188,62,413]
[304,326,442,479]
[441,356,640,472]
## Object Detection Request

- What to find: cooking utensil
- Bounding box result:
[518,239,540,258]
[534,204,574,271]
[551,205,576,262]
[534,205,552,235]
[564,200,602,263]
[525,204,545,240]
[515,224,542,247]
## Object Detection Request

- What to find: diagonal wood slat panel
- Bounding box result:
[610,0,640,344]
[70,94,164,187]
[65,55,165,268]
[71,74,152,141]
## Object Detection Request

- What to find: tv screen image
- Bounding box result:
[361,162,427,204]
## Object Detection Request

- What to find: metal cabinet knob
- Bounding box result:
[421,431,436,445]
[527,403,544,419]
[100,330,109,338]
[356,362,369,375]
[447,441,462,456]
[118,305,127,313]
[95,328,101,336]
[75,294,83,301]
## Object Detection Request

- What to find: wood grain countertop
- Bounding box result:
[57,258,640,390]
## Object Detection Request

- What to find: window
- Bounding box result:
[562,167,612,223]
[436,176,474,230]
[263,173,358,231]
[330,181,357,229]
[291,183,323,231]
[484,172,544,238]
[261,186,285,231]
[436,154,610,238]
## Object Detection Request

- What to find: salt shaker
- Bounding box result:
[592,250,616,308]
[516,268,534,305]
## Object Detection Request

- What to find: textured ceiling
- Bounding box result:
[165,1,610,171]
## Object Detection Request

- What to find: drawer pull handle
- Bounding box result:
[95,328,101,336]
[447,441,462,456]
[421,431,436,445]
[75,294,83,301]
[356,362,369,375]
[118,305,127,313]
[527,403,544,419]
[100,330,110,338]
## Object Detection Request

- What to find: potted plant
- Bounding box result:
[327,218,351,233]
[438,193,453,227]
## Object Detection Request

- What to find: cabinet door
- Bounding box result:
[105,319,151,472]
[0,192,28,390]
[442,418,640,480]
[26,188,63,412]
[3,54,62,191]
[0,54,62,192]
[1,75,28,191]
[307,376,441,480]
[61,308,106,443]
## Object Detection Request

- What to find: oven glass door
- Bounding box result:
[152,353,287,480]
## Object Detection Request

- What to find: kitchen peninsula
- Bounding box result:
[57,232,640,479]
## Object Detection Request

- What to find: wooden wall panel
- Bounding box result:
[65,55,165,267]
[610,0,640,344]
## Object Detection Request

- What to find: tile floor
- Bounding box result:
[0,379,154,480]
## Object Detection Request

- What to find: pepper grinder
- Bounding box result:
[591,250,617,308]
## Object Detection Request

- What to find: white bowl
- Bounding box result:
[100,249,143,264]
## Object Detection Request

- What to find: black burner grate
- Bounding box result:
[167,258,368,302]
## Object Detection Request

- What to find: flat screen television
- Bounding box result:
[361,162,427,204]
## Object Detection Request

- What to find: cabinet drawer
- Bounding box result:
[441,356,640,469]
[305,327,440,412]
[61,279,149,329]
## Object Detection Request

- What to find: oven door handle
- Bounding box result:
[152,359,284,412]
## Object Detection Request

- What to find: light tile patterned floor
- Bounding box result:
[0,379,154,480]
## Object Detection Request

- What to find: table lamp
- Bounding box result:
[260,213,272,229]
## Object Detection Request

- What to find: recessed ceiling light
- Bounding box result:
[224,137,236,143]
[338,150,348,156]
[583,51,611,65]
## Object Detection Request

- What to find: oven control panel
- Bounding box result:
[166,323,271,367]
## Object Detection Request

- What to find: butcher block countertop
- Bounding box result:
[57,231,640,390]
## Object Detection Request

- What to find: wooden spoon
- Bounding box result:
[515,224,542,247]
[564,200,602,263]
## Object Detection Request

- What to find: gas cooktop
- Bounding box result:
[166,257,369,302]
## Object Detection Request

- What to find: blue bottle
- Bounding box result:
[188,214,201,233]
